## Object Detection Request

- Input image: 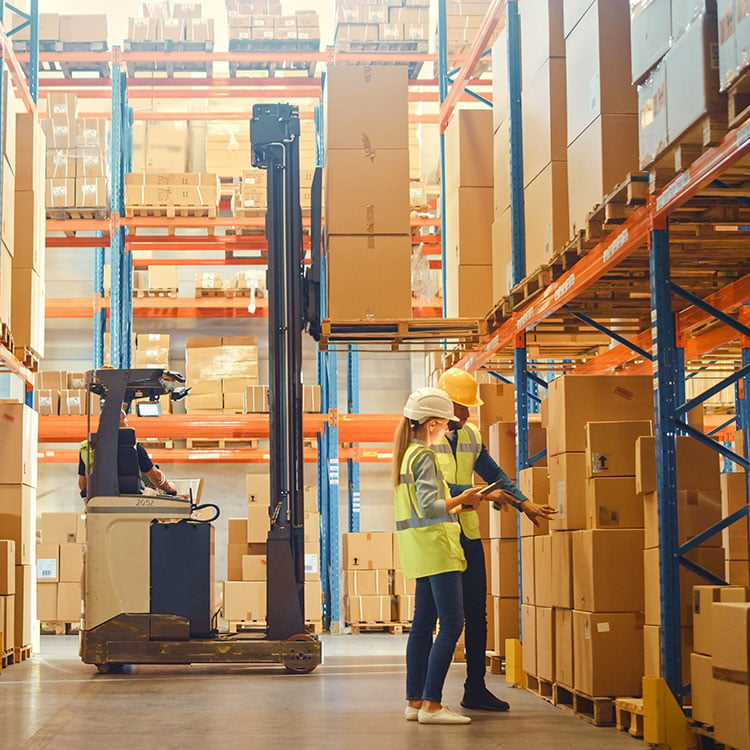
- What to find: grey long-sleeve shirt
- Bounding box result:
[410,440,448,517]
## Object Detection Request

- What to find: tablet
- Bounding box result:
[478,479,505,496]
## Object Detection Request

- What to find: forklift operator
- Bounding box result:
[78,408,177,497]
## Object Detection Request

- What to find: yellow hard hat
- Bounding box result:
[437,368,483,408]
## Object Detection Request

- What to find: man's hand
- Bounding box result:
[519,500,558,526]
[453,486,484,511]
[486,490,518,511]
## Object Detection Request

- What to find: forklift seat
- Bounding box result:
[117,427,143,495]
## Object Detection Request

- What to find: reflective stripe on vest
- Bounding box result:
[434,422,484,539]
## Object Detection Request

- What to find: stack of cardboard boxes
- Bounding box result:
[443,110,494,318]
[563,0,637,235]
[0,539,16,654]
[0,68,16,329]
[635,1,725,171]
[37,370,100,416]
[129,2,215,45]
[242,384,320,414]
[185,336,260,414]
[124,173,220,212]
[36,513,86,627]
[439,0,498,57]
[10,13,107,46]
[334,0,429,49]
[204,122,252,181]
[717,0,750,94]
[324,66,411,320]
[343,532,416,625]
[691,589,750,749]
[223,478,321,627]
[43,93,109,213]
[721,472,749,585]
[133,333,171,370]
[227,4,320,46]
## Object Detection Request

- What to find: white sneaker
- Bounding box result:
[405,706,419,721]
[418,706,471,725]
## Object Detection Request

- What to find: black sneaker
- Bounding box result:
[461,688,511,712]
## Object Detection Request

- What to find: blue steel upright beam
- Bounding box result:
[649,225,683,701]
[507,0,525,286]
[346,345,361,533]
[109,59,125,367]
[514,332,529,640]
[324,349,340,630]
[93,233,106,368]
[437,0,448,317]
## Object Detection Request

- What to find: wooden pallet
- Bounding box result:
[552,683,616,726]
[305,620,324,635]
[333,40,425,79]
[688,720,731,750]
[1,648,14,668]
[125,204,217,219]
[124,39,215,78]
[59,41,110,78]
[186,437,259,450]
[1,320,14,352]
[615,697,644,739]
[13,644,31,663]
[14,39,64,76]
[488,652,505,675]
[228,38,319,77]
[195,288,227,298]
[40,622,80,636]
[728,67,750,129]
[227,620,266,634]
[133,288,179,298]
[526,674,554,703]
[584,172,650,242]
[348,621,410,635]
[14,345,40,373]
[46,208,109,220]
[509,264,554,308]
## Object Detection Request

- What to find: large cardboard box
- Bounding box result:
[522,58,567,186]
[547,375,653,456]
[57,582,81,622]
[521,536,535,604]
[36,544,59,582]
[0,402,38,487]
[0,484,33,564]
[444,186,494,265]
[630,0,671,83]
[722,472,749,560]
[393,570,416,597]
[346,595,393,623]
[45,177,75,207]
[585,476,643,529]
[326,235,411,320]
[643,489,722,549]
[324,66,408,151]
[551,531,573,608]
[536,605,556,681]
[492,27,509,130]
[0,540,14,594]
[1,594,14,648]
[691,652,714,725]
[246,503,270,545]
[519,467,550,537]
[493,596,520,652]
[585,420,652,478]
[520,0,565,83]
[534,536,554,607]
[59,14,108,43]
[13,190,46,272]
[36,582,57,621]
[15,113,46,192]
[555,607,574,686]
[343,532,393,570]
[14,564,31,648]
[572,529,645,612]
[643,623,693,680]
[10,12,59,41]
[445,264,494,318]
[565,0,637,143]
[493,119,510,216]
[223,580,266,622]
[573,610,645,697]
[491,209,512,301]
[523,160,569,271]
[11,268,45,358]
[490,538,519,598]
[41,512,83,545]
[241,555,267,582]
[59,544,84,583]
[712,602,750,750]
[305,578,323,621]
[693,585,750,656]
[522,604,537,675]
[325,149,410,235]
[548,452,587,531]
[444,109,493,189]
[637,61,668,168]
[487,420,547,480]
[1,158,14,255]
[345,569,391,596]
[636,435,721,494]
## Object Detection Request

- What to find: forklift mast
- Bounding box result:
[251,104,307,640]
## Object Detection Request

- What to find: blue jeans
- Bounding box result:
[461,534,488,692]
[405,570,464,703]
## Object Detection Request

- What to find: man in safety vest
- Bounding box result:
[436,368,557,712]
[78,408,177,498]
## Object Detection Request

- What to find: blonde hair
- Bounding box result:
[392,417,414,487]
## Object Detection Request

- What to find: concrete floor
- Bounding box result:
[0,635,641,749]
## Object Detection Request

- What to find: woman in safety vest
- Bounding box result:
[394,387,484,725]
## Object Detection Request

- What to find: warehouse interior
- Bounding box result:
[0,0,749,747]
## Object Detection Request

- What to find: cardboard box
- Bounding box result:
[241,554,267,581]
[573,610,645,697]
[444,186,494,265]
[536,605,556,681]
[445,264,494,318]
[305,579,323,621]
[534,535,554,607]
[228,518,248,546]
[487,421,547,480]
[46,93,77,124]
[491,209,512,301]
[727,560,750,586]
[547,376,653,456]
[643,623,693,680]
[15,113,46,192]
[630,0,671,83]
[637,61,668,168]
[346,595,393,623]
[712,602,750,750]
[304,512,319,545]
[148,265,179,290]
[572,529,645,612]
[691,652,714,725]
[57,581,81,622]
[636,435,721,494]
[522,604,537,675]
[325,149,410,235]
[548,452,587,531]
[555,607,574,686]
[521,536,535,604]
[492,26,509,130]
[343,532,393,570]
[551,531,573,608]
[392,570,416,597]
[247,503,270,544]
[644,546,726,626]
[444,109,493,189]
[36,582,57,621]
[223,580,266,622]
[490,501,523,540]
[585,420,652,478]
[36,544,59,582]
[326,235,411,320]
[59,14,107,43]
[722,472,750,559]
[46,150,76,179]
[59,544,84,583]
[14,188,46,272]
[0,594,14,648]
[0,402,38,486]
[493,596,520,653]
[2,156,15,254]
[0,484,33,565]
[10,12,59,41]
[227,543,249,581]
[693,585,750,656]
[46,177,75,207]
[324,66,408,151]
[11,268,45,358]
[14,564,31,648]
[304,543,319,582]
[567,114,639,236]
[585,476,643,529]
[643,489,722,549]
[396,594,415,622]
[0,540,14,595]
[490,538,519,598]
[520,0,565,82]
[345,569,391,596]
[565,0,637,143]
[523,160,569,270]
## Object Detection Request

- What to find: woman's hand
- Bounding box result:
[447,487,484,512]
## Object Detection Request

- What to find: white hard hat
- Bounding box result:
[403,387,456,423]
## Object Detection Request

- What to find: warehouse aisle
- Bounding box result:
[0,636,640,749]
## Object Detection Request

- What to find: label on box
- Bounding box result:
[591,453,608,473]
[304,553,318,575]
[584,618,591,640]
[596,621,611,633]
[556,481,566,519]
[37,558,57,580]
[588,72,600,115]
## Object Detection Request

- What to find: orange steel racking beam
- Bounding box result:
[439,0,506,132]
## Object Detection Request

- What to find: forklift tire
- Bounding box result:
[283,634,318,675]
[95,663,125,674]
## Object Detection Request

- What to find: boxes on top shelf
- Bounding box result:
[58,14,108,43]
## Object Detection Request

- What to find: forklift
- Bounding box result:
[79,104,322,674]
